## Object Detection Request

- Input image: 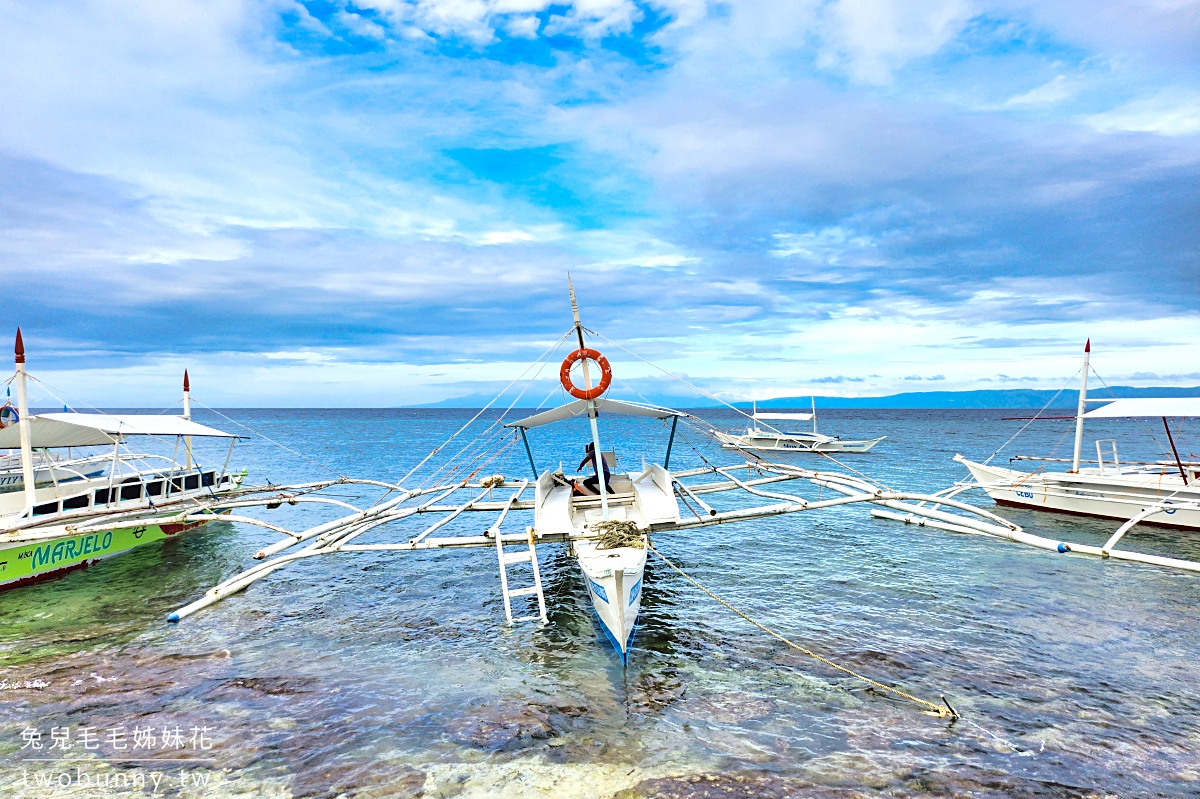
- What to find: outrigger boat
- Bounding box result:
[167,284,1022,666]
[717,401,884,454]
[956,341,1200,530]
[873,340,1200,574]
[0,330,247,589]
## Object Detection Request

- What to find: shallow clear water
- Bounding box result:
[2,409,1199,798]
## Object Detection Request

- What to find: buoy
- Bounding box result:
[560,348,612,400]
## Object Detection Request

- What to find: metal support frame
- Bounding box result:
[519,427,538,479]
[664,415,678,469]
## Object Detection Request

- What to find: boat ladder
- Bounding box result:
[495,525,548,625]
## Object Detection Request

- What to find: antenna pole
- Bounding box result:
[568,275,609,520]
[1071,339,1090,473]
[183,370,193,469]
[14,329,37,512]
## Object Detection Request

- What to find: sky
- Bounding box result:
[1,0,1197,407]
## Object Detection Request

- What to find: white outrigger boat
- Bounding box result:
[0,330,248,589]
[166,284,1015,676]
[717,401,884,453]
[873,340,1200,574]
[956,342,1200,530]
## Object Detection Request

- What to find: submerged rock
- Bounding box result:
[628,671,686,712]
[613,772,861,799]
[444,705,554,749]
[221,675,319,696]
[289,760,425,799]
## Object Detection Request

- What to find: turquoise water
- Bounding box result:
[2,409,1199,797]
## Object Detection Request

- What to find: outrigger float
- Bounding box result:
[167,284,1022,671]
[0,330,248,589]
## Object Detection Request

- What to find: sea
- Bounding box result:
[1,408,1198,798]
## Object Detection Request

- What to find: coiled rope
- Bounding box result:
[592,520,645,550]
[646,540,956,719]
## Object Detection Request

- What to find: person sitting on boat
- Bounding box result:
[574,442,611,496]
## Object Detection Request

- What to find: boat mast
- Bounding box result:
[14,329,37,512]
[811,396,817,434]
[1071,339,1090,473]
[183,369,193,470]
[569,276,609,521]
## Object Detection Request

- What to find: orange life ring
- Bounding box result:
[560,348,612,400]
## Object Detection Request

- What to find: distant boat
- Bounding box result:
[716,400,884,454]
[957,340,1200,531]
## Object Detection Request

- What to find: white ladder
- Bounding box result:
[496,525,548,625]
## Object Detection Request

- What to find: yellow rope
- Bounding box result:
[646,540,953,718]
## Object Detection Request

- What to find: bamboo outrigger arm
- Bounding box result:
[870,476,1200,574]
[166,461,1057,623]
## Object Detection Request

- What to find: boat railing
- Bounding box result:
[1095,439,1120,475]
[1010,455,1200,468]
[12,465,240,528]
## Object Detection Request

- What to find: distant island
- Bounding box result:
[747,386,1200,410]
[418,385,1200,410]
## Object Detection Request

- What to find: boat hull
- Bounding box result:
[958,457,1200,531]
[575,540,646,664]
[0,517,217,590]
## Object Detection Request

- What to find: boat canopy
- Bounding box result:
[1083,398,1200,419]
[0,413,240,449]
[753,412,814,421]
[506,399,684,430]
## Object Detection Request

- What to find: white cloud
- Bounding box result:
[348,0,649,42]
[1087,88,1200,135]
[771,228,881,264]
[816,0,973,84]
[544,0,642,38]
[1004,75,1074,108]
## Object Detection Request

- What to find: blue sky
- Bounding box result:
[1,0,1197,407]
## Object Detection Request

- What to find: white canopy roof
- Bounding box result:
[506,399,684,430]
[1083,398,1200,419]
[753,412,814,421]
[0,413,239,449]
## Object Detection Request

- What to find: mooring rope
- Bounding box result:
[645,540,955,719]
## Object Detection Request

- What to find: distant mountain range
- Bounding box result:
[418,385,1200,410]
[749,386,1200,410]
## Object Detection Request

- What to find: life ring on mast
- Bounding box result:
[560,348,612,400]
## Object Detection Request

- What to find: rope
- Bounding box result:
[1089,367,1168,457]
[592,520,644,549]
[398,329,573,489]
[645,540,954,719]
[590,332,760,424]
[983,368,1079,466]
[191,400,345,479]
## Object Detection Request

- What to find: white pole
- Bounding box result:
[182,369,193,470]
[14,329,37,512]
[812,396,817,434]
[1071,339,1090,473]
[569,276,609,521]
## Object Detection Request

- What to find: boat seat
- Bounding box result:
[572,491,637,508]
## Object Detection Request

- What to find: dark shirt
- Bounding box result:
[578,449,611,479]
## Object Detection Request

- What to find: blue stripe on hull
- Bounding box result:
[591,605,638,665]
